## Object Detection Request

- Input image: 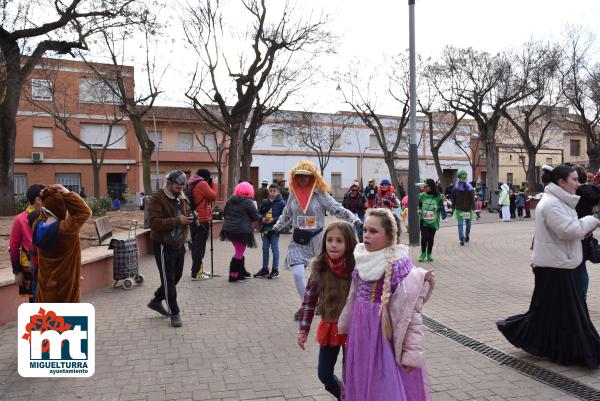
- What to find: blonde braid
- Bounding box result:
[380,247,395,340]
[363,208,399,341]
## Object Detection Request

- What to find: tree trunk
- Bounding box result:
[0,47,22,215]
[431,147,444,184]
[92,162,101,199]
[526,149,537,191]
[226,122,244,196]
[141,153,153,195]
[588,144,600,172]
[240,142,253,182]
[383,151,399,191]
[479,122,499,189]
[0,98,17,215]
[131,117,154,194]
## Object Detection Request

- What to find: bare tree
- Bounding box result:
[431,46,536,189]
[499,41,562,190]
[194,129,228,198]
[284,111,350,176]
[559,26,600,169]
[183,0,331,196]
[24,62,127,197]
[340,55,410,191]
[0,0,139,214]
[453,132,483,182]
[418,60,465,183]
[239,55,314,181]
[80,14,163,194]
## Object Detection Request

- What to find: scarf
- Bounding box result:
[325,254,349,279]
[354,243,408,281]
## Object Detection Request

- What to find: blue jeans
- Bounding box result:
[355,214,365,242]
[575,262,589,299]
[457,217,472,242]
[318,345,342,397]
[261,233,280,271]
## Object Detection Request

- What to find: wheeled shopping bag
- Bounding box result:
[108,220,143,289]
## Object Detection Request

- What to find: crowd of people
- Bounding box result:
[11,159,600,399]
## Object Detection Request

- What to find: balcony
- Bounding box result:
[150,144,221,163]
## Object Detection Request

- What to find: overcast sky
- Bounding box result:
[154,0,600,114]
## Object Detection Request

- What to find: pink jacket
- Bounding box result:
[338,267,435,368]
[8,210,33,273]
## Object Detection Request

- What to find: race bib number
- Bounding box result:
[461,212,471,219]
[424,211,435,220]
[297,215,318,229]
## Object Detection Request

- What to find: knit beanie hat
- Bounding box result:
[40,187,67,220]
[350,180,360,190]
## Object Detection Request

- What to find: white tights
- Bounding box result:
[292,263,306,299]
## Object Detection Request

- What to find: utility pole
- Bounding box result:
[408,0,420,245]
[152,112,160,191]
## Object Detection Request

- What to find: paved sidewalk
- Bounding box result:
[0,212,596,400]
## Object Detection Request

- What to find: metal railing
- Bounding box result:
[158,144,216,152]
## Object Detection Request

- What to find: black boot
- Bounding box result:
[240,256,251,278]
[229,258,247,283]
[325,380,341,400]
[228,258,238,282]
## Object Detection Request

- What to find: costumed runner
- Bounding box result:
[273,160,362,320]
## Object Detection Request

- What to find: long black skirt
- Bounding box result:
[496,265,600,369]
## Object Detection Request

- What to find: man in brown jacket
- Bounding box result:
[147,170,193,327]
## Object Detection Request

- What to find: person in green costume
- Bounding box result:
[418,178,445,262]
[451,170,476,246]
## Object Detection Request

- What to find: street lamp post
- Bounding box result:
[152,112,160,191]
[407,0,420,245]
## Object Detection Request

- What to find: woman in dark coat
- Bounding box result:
[221,181,260,282]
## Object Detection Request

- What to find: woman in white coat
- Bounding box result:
[497,165,600,368]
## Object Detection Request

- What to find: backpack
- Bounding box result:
[184,179,203,211]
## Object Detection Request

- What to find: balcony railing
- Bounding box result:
[158,144,216,152]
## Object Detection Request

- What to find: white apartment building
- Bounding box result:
[250,110,474,198]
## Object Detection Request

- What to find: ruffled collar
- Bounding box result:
[353,243,409,281]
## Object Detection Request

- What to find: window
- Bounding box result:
[148,131,162,147]
[369,134,379,148]
[272,172,285,183]
[33,127,53,148]
[272,129,284,146]
[507,173,513,184]
[79,78,119,104]
[55,173,81,193]
[201,132,216,150]
[80,123,127,149]
[331,173,342,188]
[570,139,581,157]
[14,174,27,195]
[178,133,193,151]
[31,79,52,101]
[519,156,525,164]
[509,154,512,161]
[478,149,486,160]
[546,158,553,165]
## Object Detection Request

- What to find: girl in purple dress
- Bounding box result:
[338,208,435,401]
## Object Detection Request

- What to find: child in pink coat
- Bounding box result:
[338,208,435,401]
